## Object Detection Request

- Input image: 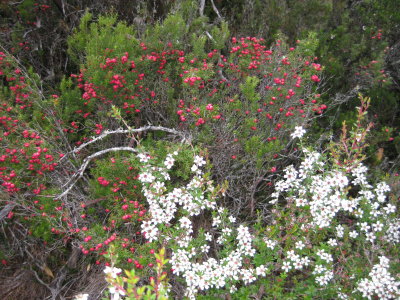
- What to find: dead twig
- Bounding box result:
[56,147,139,200]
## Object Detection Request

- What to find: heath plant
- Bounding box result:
[80,104,398,299]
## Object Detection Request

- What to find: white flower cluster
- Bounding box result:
[315,270,334,286]
[310,249,334,286]
[272,151,355,227]
[282,250,310,272]
[268,149,399,295]
[291,126,306,139]
[271,151,396,233]
[104,266,122,278]
[170,224,264,299]
[136,151,267,298]
[356,256,400,299]
[351,164,370,187]
[139,152,217,242]
[103,266,126,300]
[384,218,400,243]
[263,237,277,249]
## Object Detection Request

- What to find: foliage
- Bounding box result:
[0,1,399,300]
[63,12,326,212]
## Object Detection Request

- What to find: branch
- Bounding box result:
[218,57,230,83]
[56,147,139,199]
[0,203,16,222]
[205,31,214,41]
[210,0,222,20]
[61,125,187,162]
[199,0,205,16]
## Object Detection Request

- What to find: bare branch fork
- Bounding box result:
[199,0,222,20]
[60,125,188,161]
[56,147,139,199]
[57,126,188,199]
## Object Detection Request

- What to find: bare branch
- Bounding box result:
[205,31,214,41]
[56,147,139,200]
[199,0,205,16]
[0,203,16,222]
[61,125,187,162]
[210,0,222,20]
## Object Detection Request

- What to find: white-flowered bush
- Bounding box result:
[266,145,399,299]
[136,151,267,298]
[98,128,398,299]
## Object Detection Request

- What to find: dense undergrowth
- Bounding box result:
[0,0,399,299]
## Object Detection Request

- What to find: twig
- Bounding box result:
[205,31,214,41]
[0,203,16,222]
[210,0,222,20]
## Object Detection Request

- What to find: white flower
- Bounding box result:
[164,155,175,169]
[295,240,305,250]
[301,256,310,267]
[360,222,370,232]
[372,221,384,232]
[256,265,267,276]
[295,198,308,207]
[104,266,122,278]
[138,171,155,183]
[366,231,376,243]
[212,216,222,227]
[152,181,165,193]
[194,155,206,166]
[291,126,306,139]
[327,238,338,247]
[282,261,292,272]
[74,294,89,300]
[264,238,277,249]
[179,217,192,229]
[109,285,126,300]
[200,244,210,253]
[349,230,359,238]
[204,232,212,241]
[137,153,150,163]
[384,204,396,215]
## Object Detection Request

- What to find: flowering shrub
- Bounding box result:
[75,122,398,299]
[61,12,327,215]
[0,5,399,300]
